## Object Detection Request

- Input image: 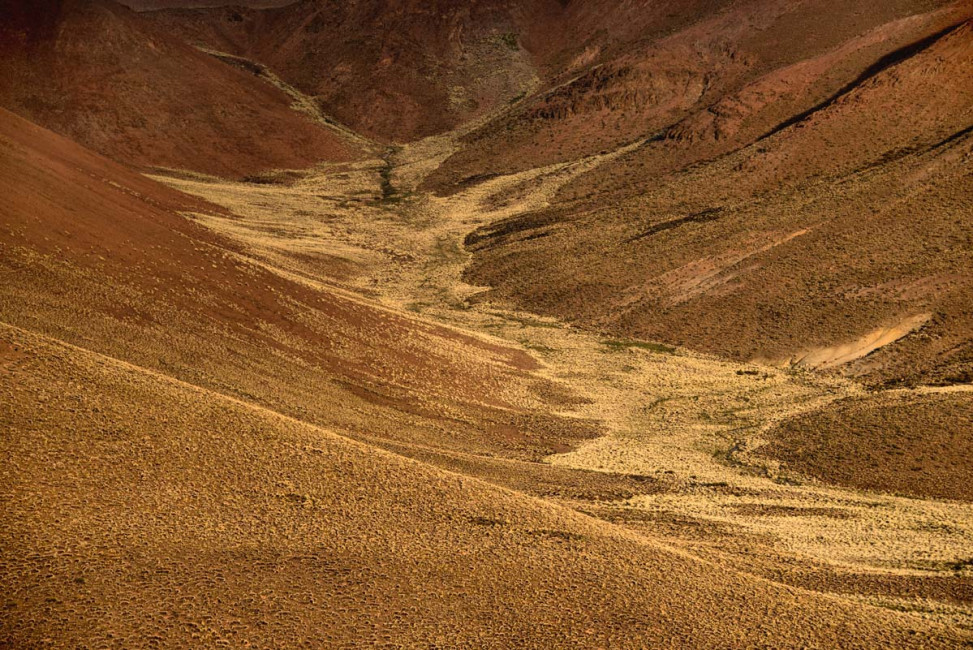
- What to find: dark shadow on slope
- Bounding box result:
[756,22,964,143]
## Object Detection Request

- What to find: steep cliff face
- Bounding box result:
[0,0,362,177]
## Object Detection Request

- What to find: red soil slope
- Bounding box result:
[96,0,970,161]
[464,16,973,386]
[0,106,583,461]
[428,0,968,190]
[144,0,568,142]
[0,0,360,177]
[761,391,973,502]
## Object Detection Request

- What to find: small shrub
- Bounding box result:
[499,32,519,50]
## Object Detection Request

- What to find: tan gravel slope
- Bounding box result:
[1,323,967,648]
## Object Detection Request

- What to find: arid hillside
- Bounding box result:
[145,0,565,141]
[760,390,973,502]
[0,106,585,464]
[464,13,973,388]
[0,0,363,177]
[7,324,966,648]
[426,0,969,190]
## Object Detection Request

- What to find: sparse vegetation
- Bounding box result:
[499,32,520,51]
[497,312,564,329]
[520,340,556,354]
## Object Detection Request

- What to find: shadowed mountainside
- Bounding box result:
[120,0,294,8]
[144,0,564,142]
[0,0,362,177]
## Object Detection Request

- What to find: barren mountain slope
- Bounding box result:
[464,17,973,388]
[426,0,968,191]
[0,0,361,177]
[144,101,973,625]
[145,0,565,142]
[760,390,973,502]
[0,107,591,466]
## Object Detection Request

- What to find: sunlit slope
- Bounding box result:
[4,323,969,648]
[427,0,969,190]
[0,107,587,463]
[464,18,973,387]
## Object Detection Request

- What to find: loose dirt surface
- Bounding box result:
[787,313,933,370]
